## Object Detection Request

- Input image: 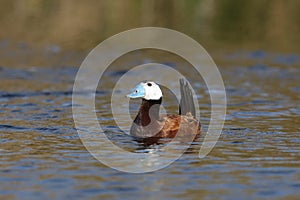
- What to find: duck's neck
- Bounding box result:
[135,98,162,126]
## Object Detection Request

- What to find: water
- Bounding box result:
[0,49,299,199]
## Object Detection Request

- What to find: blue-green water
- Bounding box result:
[0,49,299,199]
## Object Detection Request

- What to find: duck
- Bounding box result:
[126,78,201,138]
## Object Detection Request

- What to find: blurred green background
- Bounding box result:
[1,0,299,67]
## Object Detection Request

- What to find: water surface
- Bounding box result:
[0,49,299,199]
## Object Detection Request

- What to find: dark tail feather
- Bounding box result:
[179,78,196,117]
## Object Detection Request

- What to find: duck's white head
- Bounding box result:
[126,81,162,100]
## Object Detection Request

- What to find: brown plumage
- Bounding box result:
[158,113,201,138]
[129,79,201,139]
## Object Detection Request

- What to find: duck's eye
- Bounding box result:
[147,83,152,87]
[135,90,138,93]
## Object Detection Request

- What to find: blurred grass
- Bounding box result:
[0,0,299,66]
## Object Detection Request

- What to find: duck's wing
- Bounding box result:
[159,114,201,137]
[179,78,196,117]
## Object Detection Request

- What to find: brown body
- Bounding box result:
[130,98,201,138]
[156,113,200,138]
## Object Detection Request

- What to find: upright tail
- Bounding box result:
[179,78,196,117]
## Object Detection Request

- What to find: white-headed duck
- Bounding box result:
[127,79,201,138]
